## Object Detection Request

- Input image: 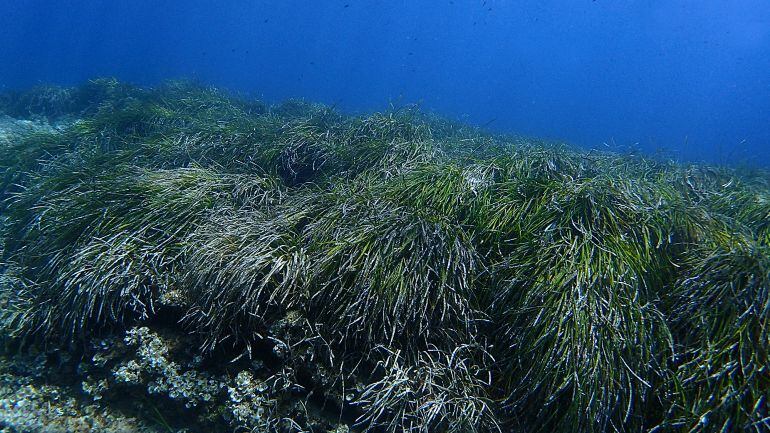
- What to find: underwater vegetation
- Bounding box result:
[0,79,768,433]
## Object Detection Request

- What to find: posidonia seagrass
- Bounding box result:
[1,79,768,433]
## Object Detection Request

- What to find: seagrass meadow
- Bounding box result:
[0,79,768,433]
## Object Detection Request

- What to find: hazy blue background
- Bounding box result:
[1,0,768,165]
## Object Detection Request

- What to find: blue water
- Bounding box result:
[1,0,768,166]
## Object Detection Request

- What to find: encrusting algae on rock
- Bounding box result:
[0,350,165,433]
[0,79,768,432]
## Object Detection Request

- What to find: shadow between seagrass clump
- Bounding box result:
[0,78,769,433]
